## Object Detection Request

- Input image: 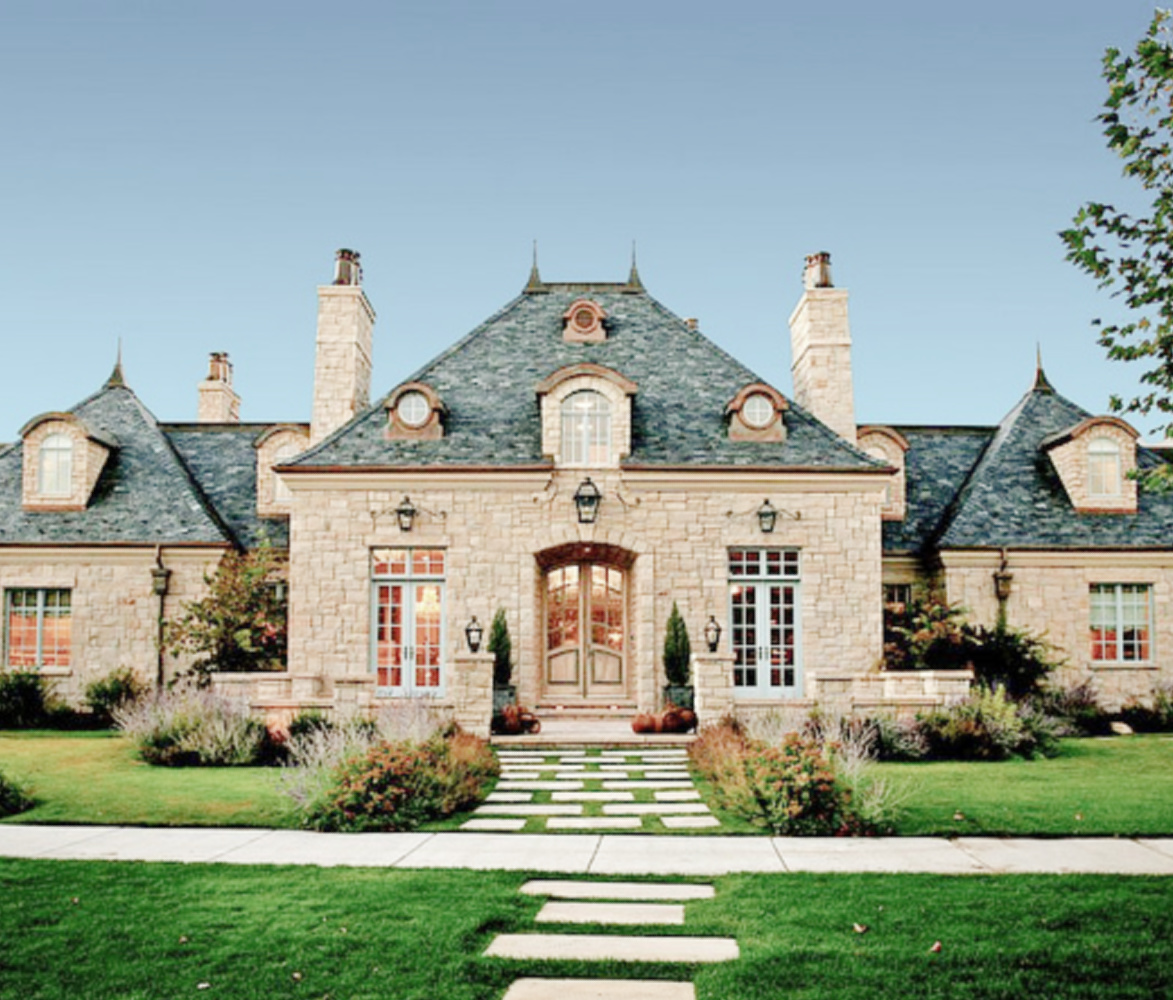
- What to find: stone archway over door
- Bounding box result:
[538,542,635,704]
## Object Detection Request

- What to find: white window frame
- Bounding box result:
[1088,437,1122,498]
[1090,583,1153,664]
[370,549,447,696]
[561,390,612,466]
[728,548,802,699]
[38,433,73,497]
[5,588,72,669]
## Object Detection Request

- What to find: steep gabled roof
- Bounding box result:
[294,284,881,472]
[0,382,235,547]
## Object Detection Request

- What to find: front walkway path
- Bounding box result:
[2,825,1172,874]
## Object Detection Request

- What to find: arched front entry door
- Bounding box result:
[539,543,634,703]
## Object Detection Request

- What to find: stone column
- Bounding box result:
[451,652,494,738]
[693,652,735,722]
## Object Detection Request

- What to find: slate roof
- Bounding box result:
[294,281,882,472]
[887,376,1173,554]
[0,382,236,547]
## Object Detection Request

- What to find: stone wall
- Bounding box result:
[310,285,375,446]
[284,467,886,726]
[788,287,856,444]
[940,549,1173,708]
[0,546,229,703]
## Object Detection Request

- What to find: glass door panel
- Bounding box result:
[731,581,801,698]
[373,581,445,695]
[414,583,443,690]
[544,562,626,700]
[546,566,581,689]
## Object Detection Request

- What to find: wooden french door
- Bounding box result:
[544,563,627,700]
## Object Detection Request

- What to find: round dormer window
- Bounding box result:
[397,391,430,428]
[573,307,595,331]
[742,393,775,428]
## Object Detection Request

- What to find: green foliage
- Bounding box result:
[1062,10,1173,478]
[1120,682,1173,732]
[114,686,273,766]
[0,767,32,817]
[164,540,287,682]
[487,608,512,687]
[918,686,1060,761]
[84,667,148,727]
[1033,679,1112,736]
[299,727,497,832]
[967,623,1064,699]
[0,670,53,729]
[663,602,692,686]
[863,714,929,761]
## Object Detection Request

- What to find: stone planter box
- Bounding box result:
[662,684,695,711]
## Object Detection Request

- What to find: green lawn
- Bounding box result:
[0,861,1169,999]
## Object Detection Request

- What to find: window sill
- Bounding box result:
[1089,661,1158,671]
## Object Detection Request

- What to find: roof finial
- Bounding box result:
[1033,342,1054,393]
[525,239,544,292]
[105,338,126,388]
[627,240,644,291]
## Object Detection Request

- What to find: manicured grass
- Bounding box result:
[0,861,1170,999]
[0,731,290,828]
[872,735,1173,836]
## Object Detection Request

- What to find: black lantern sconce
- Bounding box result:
[150,565,172,597]
[574,477,602,524]
[465,615,484,653]
[395,496,418,532]
[704,615,722,653]
[993,569,1014,602]
[757,499,778,534]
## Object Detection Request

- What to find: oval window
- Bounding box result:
[742,393,775,429]
[397,391,430,428]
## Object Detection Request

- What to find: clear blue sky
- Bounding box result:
[0,1,1163,440]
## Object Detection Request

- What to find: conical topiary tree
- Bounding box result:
[488,608,512,688]
[663,602,692,686]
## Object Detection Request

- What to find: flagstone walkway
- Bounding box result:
[465,748,720,834]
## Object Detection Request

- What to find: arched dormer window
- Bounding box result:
[561,391,611,466]
[1088,437,1122,497]
[38,434,73,496]
[272,441,301,503]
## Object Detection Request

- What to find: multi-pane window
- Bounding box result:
[729,548,801,698]
[371,549,445,695]
[1090,584,1152,662]
[5,589,72,668]
[561,391,611,465]
[38,433,73,496]
[1088,438,1122,497]
[884,583,912,610]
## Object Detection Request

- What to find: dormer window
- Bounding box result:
[725,384,788,443]
[742,394,775,429]
[857,426,909,521]
[38,433,73,496]
[562,391,611,465]
[562,299,607,344]
[1088,437,1122,497]
[254,424,311,515]
[397,391,431,428]
[386,383,446,441]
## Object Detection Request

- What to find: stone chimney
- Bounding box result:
[788,251,856,444]
[197,352,241,423]
[311,249,375,445]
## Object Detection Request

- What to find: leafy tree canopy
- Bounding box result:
[1062,9,1173,484]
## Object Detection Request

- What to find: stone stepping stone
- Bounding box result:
[487,792,535,803]
[485,933,738,963]
[551,791,635,802]
[602,781,693,790]
[642,771,692,779]
[660,816,721,830]
[654,790,700,801]
[602,803,711,816]
[497,753,551,761]
[545,817,642,831]
[637,752,689,759]
[520,880,715,901]
[500,771,544,780]
[475,804,584,816]
[535,901,685,925]
[557,755,628,763]
[462,818,527,832]
[498,781,585,791]
[502,978,695,999]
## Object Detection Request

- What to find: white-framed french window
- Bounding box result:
[728,547,802,698]
[4,588,72,669]
[371,548,447,696]
[1090,583,1153,663]
[38,433,73,496]
[561,390,612,466]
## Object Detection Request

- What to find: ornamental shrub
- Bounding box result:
[1033,679,1111,736]
[1120,682,1173,732]
[488,608,512,688]
[0,769,32,817]
[663,603,692,686]
[967,623,1063,699]
[114,686,271,766]
[0,670,53,729]
[84,667,148,727]
[918,686,1058,761]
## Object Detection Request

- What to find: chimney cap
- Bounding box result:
[803,251,834,290]
[333,248,363,286]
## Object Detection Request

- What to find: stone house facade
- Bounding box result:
[2,249,1170,734]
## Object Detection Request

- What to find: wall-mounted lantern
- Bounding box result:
[150,565,172,597]
[757,499,778,534]
[396,496,418,532]
[993,569,1014,602]
[465,615,484,653]
[574,477,602,524]
[704,615,722,652]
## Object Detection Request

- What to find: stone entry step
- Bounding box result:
[535,901,686,925]
[502,979,695,1000]
[485,933,739,963]
[520,880,715,901]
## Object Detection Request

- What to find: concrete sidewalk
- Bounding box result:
[1,825,1172,875]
